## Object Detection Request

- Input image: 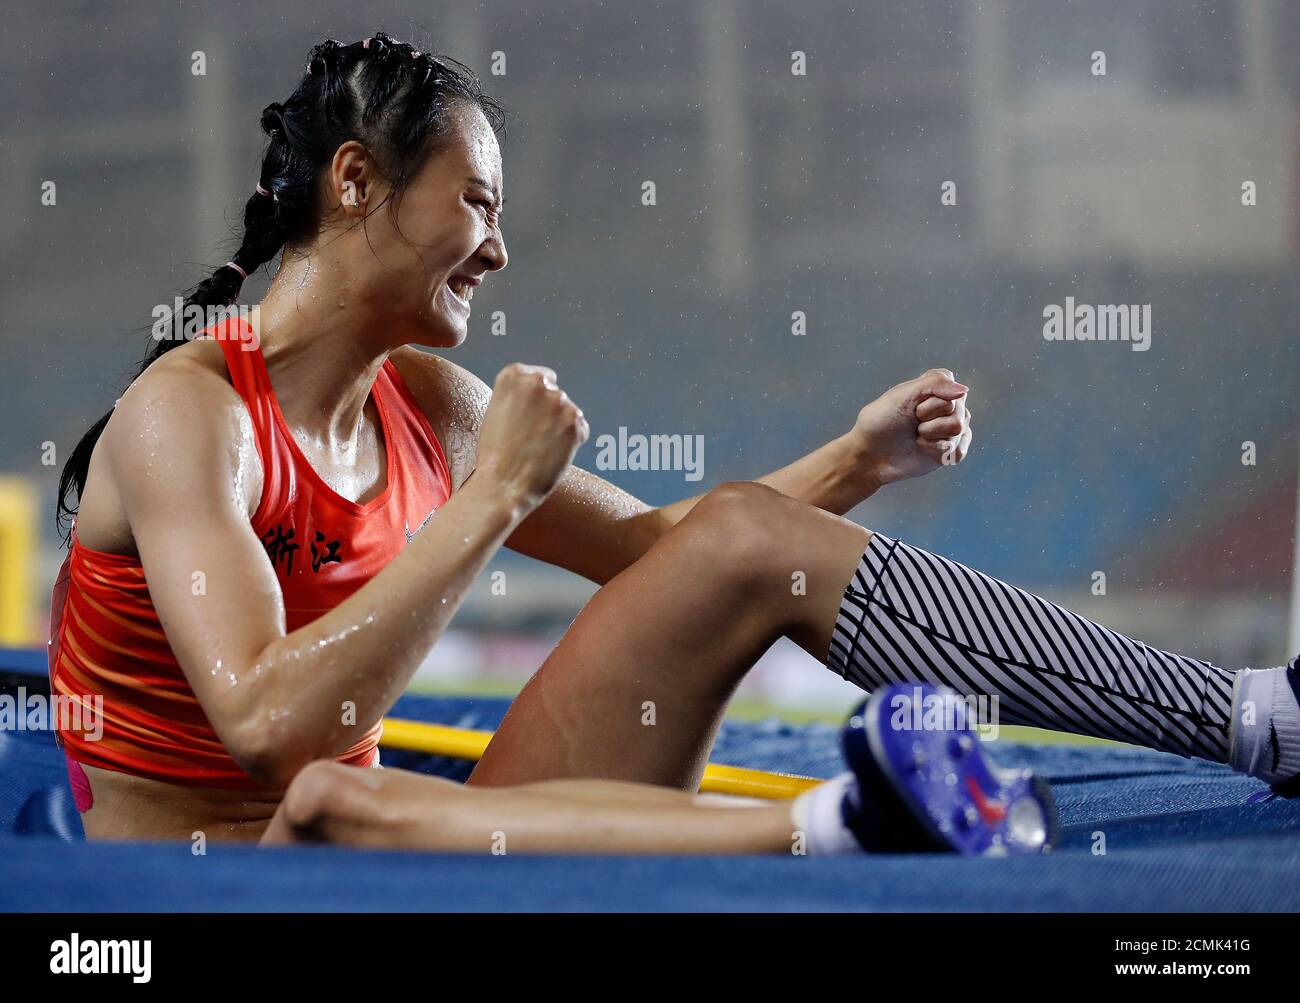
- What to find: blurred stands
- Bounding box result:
[0,0,1295,684]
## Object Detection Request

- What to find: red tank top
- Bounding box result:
[49,316,453,788]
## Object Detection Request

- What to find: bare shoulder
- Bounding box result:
[106,339,250,456]
[390,347,491,488]
[78,340,263,552]
[389,347,491,425]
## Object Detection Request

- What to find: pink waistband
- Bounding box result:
[65,753,94,813]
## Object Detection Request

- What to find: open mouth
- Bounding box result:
[446,274,476,310]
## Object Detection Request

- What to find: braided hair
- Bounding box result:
[57,32,505,540]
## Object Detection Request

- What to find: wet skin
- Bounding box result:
[72,102,973,849]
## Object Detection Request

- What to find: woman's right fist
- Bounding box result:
[475,364,590,510]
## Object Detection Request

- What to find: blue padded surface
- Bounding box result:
[3,656,1299,911]
[3,833,1299,913]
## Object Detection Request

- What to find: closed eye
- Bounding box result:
[467,196,502,225]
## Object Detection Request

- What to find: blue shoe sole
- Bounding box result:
[842,684,1058,855]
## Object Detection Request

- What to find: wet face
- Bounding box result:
[354,103,507,348]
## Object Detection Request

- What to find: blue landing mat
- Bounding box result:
[2,653,1298,911]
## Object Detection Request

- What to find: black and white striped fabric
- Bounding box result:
[827,534,1235,762]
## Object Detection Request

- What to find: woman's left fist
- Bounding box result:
[850,368,973,487]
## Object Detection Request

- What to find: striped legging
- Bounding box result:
[827,534,1235,761]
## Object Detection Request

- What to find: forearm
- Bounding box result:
[508,432,885,585]
[240,475,525,779]
[649,432,879,534]
[512,369,970,586]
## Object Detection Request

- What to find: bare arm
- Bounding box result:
[108,358,584,787]
[398,354,972,586]
[653,367,974,527]
[655,433,876,526]
[511,371,974,582]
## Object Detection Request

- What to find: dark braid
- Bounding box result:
[56,31,505,541]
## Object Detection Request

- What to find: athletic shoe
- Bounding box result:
[838,683,1058,855]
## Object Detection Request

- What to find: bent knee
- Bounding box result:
[673,481,791,580]
[688,481,787,533]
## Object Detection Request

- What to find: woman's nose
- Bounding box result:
[480,233,507,272]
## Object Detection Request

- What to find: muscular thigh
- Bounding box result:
[471,484,868,790]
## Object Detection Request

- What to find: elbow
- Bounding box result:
[238,751,309,792]
[209,656,321,788]
[221,718,317,790]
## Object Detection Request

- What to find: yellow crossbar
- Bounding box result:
[379,717,820,799]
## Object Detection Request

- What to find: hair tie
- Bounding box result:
[223,261,249,281]
[255,183,273,199]
[363,37,372,49]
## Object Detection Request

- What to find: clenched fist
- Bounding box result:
[850,368,974,486]
[476,364,590,510]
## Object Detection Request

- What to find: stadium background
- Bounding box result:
[1,0,1297,721]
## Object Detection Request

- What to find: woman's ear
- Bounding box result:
[330,141,372,216]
